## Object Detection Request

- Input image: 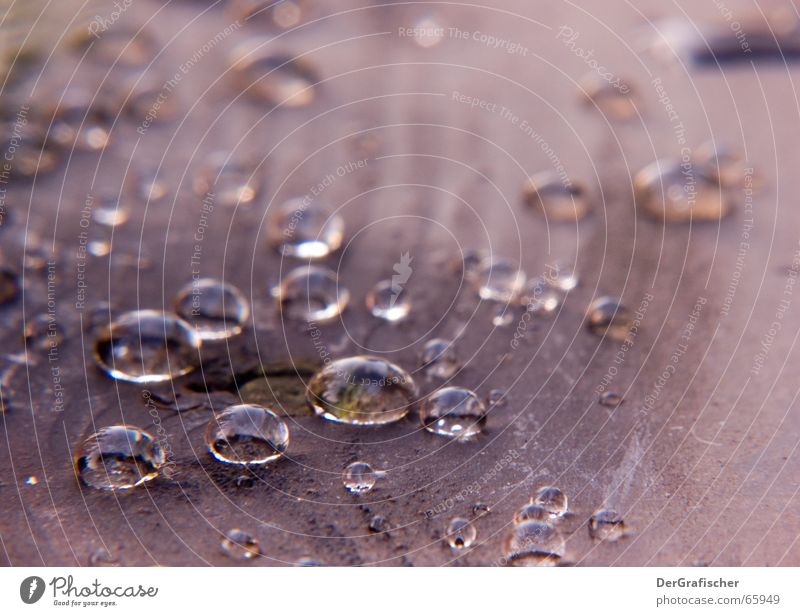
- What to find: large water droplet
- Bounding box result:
[206,404,290,465]
[267,198,344,259]
[589,509,626,542]
[194,151,261,207]
[220,528,261,560]
[475,257,526,302]
[504,520,565,558]
[420,338,460,379]
[75,425,165,491]
[533,486,568,519]
[307,356,417,425]
[445,517,476,549]
[230,40,318,107]
[93,310,201,383]
[366,279,411,322]
[634,159,730,222]
[342,461,385,494]
[586,296,632,341]
[276,265,349,323]
[523,172,590,221]
[420,386,487,440]
[173,278,249,341]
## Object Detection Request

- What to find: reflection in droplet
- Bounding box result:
[221,529,261,560]
[420,339,460,379]
[420,387,487,441]
[634,159,730,222]
[533,486,568,519]
[230,40,318,107]
[276,266,349,323]
[366,279,411,322]
[445,517,476,549]
[206,404,290,465]
[476,258,526,302]
[589,509,626,542]
[267,198,344,259]
[173,278,249,341]
[599,391,624,407]
[580,72,638,120]
[75,425,165,491]
[307,356,417,425]
[586,296,632,341]
[194,151,261,208]
[93,310,201,383]
[342,461,385,494]
[523,172,590,221]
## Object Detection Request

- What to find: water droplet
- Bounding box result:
[420,387,487,441]
[453,249,489,282]
[634,159,730,222]
[87,240,111,257]
[420,339,460,379]
[589,509,626,542]
[413,17,444,48]
[487,389,507,407]
[694,141,752,189]
[504,520,565,557]
[520,276,563,316]
[194,151,260,207]
[267,198,344,259]
[0,268,20,305]
[599,391,624,407]
[506,550,562,567]
[132,165,168,202]
[75,425,165,491]
[490,304,513,327]
[533,486,568,519]
[220,528,261,560]
[368,515,389,533]
[307,356,417,425]
[580,73,638,120]
[272,0,303,28]
[472,503,491,516]
[366,279,411,322]
[276,266,349,323]
[48,91,111,152]
[25,476,39,486]
[206,404,290,465]
[523,172,590,221]
[92,196,130,227]
[546,262,579,291]
[23,314,63,351]
[444,517,476,549]
[476,258,526,302]
[586,296,632,341]
[342,461,385,494]
[230,40,318,107]
[78,25,156,67]
[513,503,550,524]
[296,557,323,566]
[173,278,249,341]
[93,310,201,383]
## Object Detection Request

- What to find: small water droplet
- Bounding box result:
[599,391,624,407]
[475,257,526,302]
[589,509,626,542]
[634,159,730,222]
[206,404,290,465]
[307,356,417,425]
[132,165,168,202]
[413,17,444,48]
[87,240,110,257]
[230,40,318,107]
[296,556,323,566]
[487,389,507,407]
[533,486,568,519]
[546,261,579,291]
[523,172,590,221]
[23,314,63,351]
[490,304,513,327]
[0,268,20,305]
[420,339,460,379]
[520,276,563,315]
[93,310,201,383]
[513,503,549,524]
[342,461,385,494]
[194,151,261,207]
[420,387,487,441]
[586,296,632,341]
[276,266,349,323]
[173,278,249,341]
[580,73,638,119]
[504,520,565,557]
[445,517,476,549]
[75,425,165,491]
[368,515,389,533]
[366,279,411,322]
[267,198,344,259]
[220,528,261,560]
[25,476,39,486]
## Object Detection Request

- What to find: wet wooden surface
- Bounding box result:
[1,0,799,566]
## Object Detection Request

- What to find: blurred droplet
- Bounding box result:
[267,198,344,259]
[276,266,349,323]
[586,296,632,342]
[173,278,249,341]
[194,151,261,208]
[523,171,590,221]
[580,72,638,119]
[420,339,460,379]
[475,257,526,302]
[599,391,624,407]
[221,529,261,560]
[366,279,411,322]
[589,509,626,542]
[230,40,318,107]
[0,267,20,305]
